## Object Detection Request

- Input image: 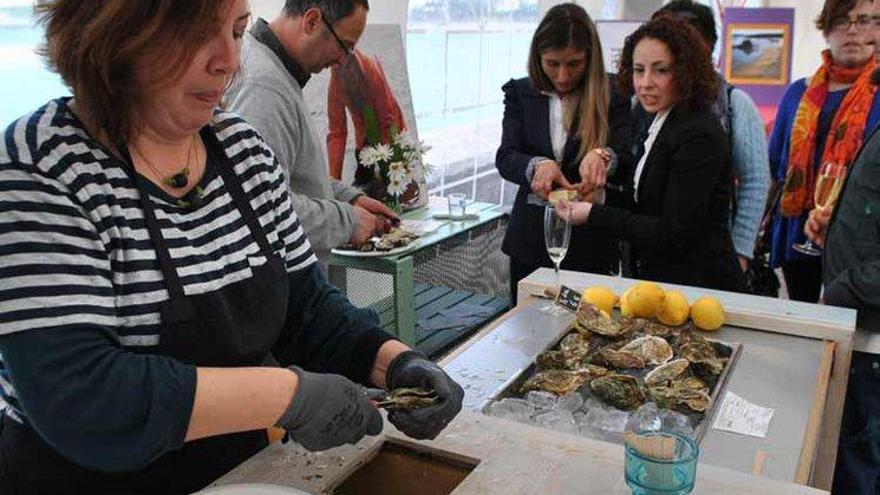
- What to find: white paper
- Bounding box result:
[400,219,445,236]
[712,391,775,438]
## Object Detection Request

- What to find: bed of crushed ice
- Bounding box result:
[485,389,696,444]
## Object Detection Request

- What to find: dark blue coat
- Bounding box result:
[496,76,633,273]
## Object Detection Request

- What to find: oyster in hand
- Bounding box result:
[621,335,674,366]
[590,374,646,410]
[375,388,439,411]
[520,366,608,396]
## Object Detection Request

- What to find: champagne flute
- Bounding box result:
[544,204,571,311]
[793,161,845,256]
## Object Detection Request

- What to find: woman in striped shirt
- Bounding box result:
[0,1,463,493]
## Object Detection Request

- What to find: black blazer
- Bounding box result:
[495,76,633,273]
[588,105,745,292]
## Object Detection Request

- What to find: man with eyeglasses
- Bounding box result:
[228,0,399,260]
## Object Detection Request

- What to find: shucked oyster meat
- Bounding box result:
[520,366,609,396]
[575,303,643,338]
[590,374,646,410]
[620,335,673,366]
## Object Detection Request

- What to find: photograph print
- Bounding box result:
[724,23,790,85]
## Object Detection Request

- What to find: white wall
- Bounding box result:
[765,0,826,80]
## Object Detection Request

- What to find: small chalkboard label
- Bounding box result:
[555,285,581,313]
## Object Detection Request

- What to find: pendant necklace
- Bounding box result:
[135,135,196,190]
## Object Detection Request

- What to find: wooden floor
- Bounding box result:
[373,282,510,359]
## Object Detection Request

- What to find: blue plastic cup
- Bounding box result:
[624,431,698,495]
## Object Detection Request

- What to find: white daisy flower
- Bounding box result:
[358,147,378,167]
[374,143,393,162]
[386,176,407,197]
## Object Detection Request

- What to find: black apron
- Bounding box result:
[0,127,290,494]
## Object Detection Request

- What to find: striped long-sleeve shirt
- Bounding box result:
[0,98,393,472]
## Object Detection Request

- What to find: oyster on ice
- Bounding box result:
[595,348,646,369]
[590,374,646,410]
[644,359,690,386]
[520,366,609,396]
[574,303,643,338]
[536,332,591,370]
[646,375,711,412]
[642,319,693,338]
[621,335,674,366]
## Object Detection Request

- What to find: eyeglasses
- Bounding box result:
[830,15,879,33]
[321,13,352,55]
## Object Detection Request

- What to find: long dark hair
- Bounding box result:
[527,3,609,161]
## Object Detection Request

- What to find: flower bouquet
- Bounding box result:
[357,129,430,213]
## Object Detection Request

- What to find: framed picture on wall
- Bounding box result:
[724,22,791,86]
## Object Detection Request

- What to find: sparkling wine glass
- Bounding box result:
[544,204,571,313]
[793,162,845,256]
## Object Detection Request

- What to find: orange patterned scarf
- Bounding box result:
[780,50,877,217]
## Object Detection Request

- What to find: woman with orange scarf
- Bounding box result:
[768,0,880,302]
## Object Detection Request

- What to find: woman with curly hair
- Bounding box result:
[557,14,746,292]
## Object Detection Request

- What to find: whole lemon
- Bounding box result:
[581,286,618,315]
[619,286,635,317]
[656,290,689,326]
[626,281,666,318]
[690,296,725,331]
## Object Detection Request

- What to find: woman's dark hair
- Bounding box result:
[527,3,609,160]
[815,0,867,35]
[617,14,718,111]
[36,0,237,148]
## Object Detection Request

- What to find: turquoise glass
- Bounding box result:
[624,431,698,495]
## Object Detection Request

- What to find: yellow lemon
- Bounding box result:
[656,290,689,326]
[581,286,618,315]
[690,296,725,331]
[619,286,635,317]
[626,281,666,318]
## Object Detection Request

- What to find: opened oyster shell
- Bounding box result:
[590,374,645,410]
[645,358,690,386]
[620,335,673,366]
[520,366,608,396]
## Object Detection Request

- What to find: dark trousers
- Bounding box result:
[509,258,543,304]
[833,351,880,494]
[782,256,823,303]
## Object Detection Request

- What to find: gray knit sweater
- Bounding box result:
[228,32,362,258]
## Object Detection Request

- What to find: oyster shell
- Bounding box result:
[590,374,646,410]
[559,332,591,359]
[575,303,643,338]
[680,342,728,376]
[621,335,674,365]
[644,359,690,386]
[537,332,591,370]
[520,366,608,396]
[646,376,711,412]
[536,350,568,370]
[595,348,646,369]
[373,228,419,251]
[642,319,693,337]
[376,387,439,411]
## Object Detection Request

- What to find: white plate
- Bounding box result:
[198,483,312,495]
[331,240,419,258]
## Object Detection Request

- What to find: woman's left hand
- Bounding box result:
[384,351,464,440]
[555,200,592,225]
[575,150,607,198]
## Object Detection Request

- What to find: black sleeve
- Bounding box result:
[495,79,538,188]
[272,263,397,386]
[587,119,727,255]
[606,76,635,210]
[0,326,196,473]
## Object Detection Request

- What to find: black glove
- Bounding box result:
[385,351,464,439]
[277,366,383,451]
